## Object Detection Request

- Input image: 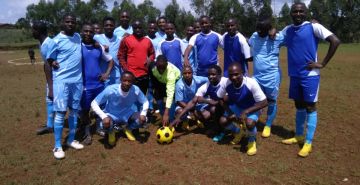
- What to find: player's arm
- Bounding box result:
[44,59,53,99]
[197,96,218,106]
[183,45,193,66]
[162,76,177,126]
[171,96,199,126]
[307,34,340,70]
[138,91,149,124]
[118,39,128,71]
[219,95,236,121]
[100,45,114,81]
[91,99,111,128]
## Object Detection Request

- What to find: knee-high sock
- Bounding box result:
[54,112,65,148]
[67,109,79,143]
[305,111,317,144]
[225,122,240,134]
[295,109,306,136]
[46,101,54,128]
[266,102,277,127]
[247,126,257,142]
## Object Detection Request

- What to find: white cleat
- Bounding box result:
[53,147,65,159]
[67,140,84,150]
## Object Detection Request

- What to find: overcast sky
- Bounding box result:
[0,0,310,24]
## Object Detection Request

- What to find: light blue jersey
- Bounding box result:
[175,75,208,104]
[114,25,133,38]
[40,37,55,62]
[146,35,162,52]
[49,32,82,83]
[182,38,198,74]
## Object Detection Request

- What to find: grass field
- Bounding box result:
[0,44,359,184]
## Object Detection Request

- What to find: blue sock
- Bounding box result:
[46,101,54,128]
[54,112,65,148]
[305,111,317,144]
[295,109,306,136]
[247,126,257,142]
[67,109,79,144]
[266,102,277,127]
[225,122,240,134]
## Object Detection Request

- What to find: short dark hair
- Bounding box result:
[156,55,168,64]
[121,70,135,79]
[157,16,167,23]
[103,16,115,24]
[208,65,222,75]
[291,2,307,12]
[256,17,272,31]
[62,13,76,21]
[32,20,47,34]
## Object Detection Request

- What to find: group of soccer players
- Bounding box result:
[32,2,340,160]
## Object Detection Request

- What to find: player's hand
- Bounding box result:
[99,73,109,82]
[240,112,247,124]
[268,28,277,40]
[171,118,181,127]
[139,115,146,124]
[52,61,60,69]
[102,117,111,128]
[145,57,151,68]
[103,45,109,52]
[48,87,54,101]
[208,100,218,106]
[307,61,324,70]
[162,110,170,126]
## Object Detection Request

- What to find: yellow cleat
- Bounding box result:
[182,120,190,131]
[298,143,312,157]
[230,131,245,145]
[247,141,257,156]
[196,120,205,128]
[282,136,304,145]
[262,126,271,138]
[124,129,136,141]
[108,131,116,146]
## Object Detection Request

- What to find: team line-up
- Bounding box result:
[31,2,340,160]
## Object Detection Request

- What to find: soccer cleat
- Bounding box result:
[124,129,136,141]
[53,147,65,159]
[36,126,53,135]
[247,141,257,156]
[212,132,225,142]
[82,134,92,145]
[182,120,190,131]
[108,131,116,146]
[282,136,304,145]
[298,143,312,157]
[196,120,205,128]
[230,131,245,145]
[261,126,271,138]
[67,140,84,150]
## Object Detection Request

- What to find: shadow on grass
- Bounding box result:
[256,121,295,139]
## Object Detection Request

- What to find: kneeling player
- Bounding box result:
[217,63,267,156]
[91,71,148,146]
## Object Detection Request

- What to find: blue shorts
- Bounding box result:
[81,86,104,110]
[289,76,320,102]
[225,104,260,122]
[53,82,83,111]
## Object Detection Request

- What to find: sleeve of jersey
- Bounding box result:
[100,45,113,61]
[148,40,155,61]
[91,88,109,120]
[238,34,251,59]
[165,72,177,108]
[188,34,197,46]
[180,39,186,54]
[136,89,149,116]
[156,41,163,57]
[219,33,225,49]
[312,23,333,40]
[195,83,208,97]
[217,79,230,99]
[249,78,266,102]
[175,81,184,102]
[47,39,58,60]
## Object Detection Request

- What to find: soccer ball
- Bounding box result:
[156,126,174,144]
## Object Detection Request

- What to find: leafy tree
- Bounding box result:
[277,2,291,29]
[259,0,273,19]
[190,0,212,16]
[137,0,161,23]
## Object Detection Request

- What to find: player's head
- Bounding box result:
[62,13,76,36]
[156,55,168,74]
[199,15,211,34]
[193,21,201,33]
[291,2,307,26]
[132,20,144,38]
[81,23,94,45]
[256,17,272,38]
[165,23,175,38]
[225,18,238,37]
[103,16,115,37]
[32,20,47,39]
[228,63,243,88]
[182,65,193,84]
[121,71,135,92]
[185,25,195,40]
[208,65,222,86]
[147,21,157,37]
[119,11,130,27]
[92,23,102,34]
[157,16,167,32]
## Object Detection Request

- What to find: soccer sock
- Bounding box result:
[305,111,317,144]
[295,109,306,136]
[266,102,277,127]
[67,109,79,143]
[225,122,240,134]
[54,112,65,148]
[247,126,257,142]
[46,101,54,128]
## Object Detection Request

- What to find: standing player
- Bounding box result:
[182,25,198,75]
[28,48,36,64]
[193,21,201,34]
[248,18,285,138]
[48,14,84,159]
[184,15,222,77]
[91,71,149,145]
[281,2,340,157]
[114,11,133,38]
[32,21,54,135]
[80,24,114,145]
[222,18,251,76]
[217,63,267,156]
[156,23,186,71]
[92,23,102,35]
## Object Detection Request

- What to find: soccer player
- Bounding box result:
[80,24,114,145]
[184,15,222,77]
[91,71,149,146]
[28,48,36,64]
[217,63,267,156]
[151,55,181,126]
[174,66,208,130]
[118,20,155,94]
[248,17,285,138]
[155,16,177,40]
[280,2,340,157]
[48,14,84,159]
[193,21,201,34]
[182,25,198,75]
[156,23,186,71]
[32,20,54,135]
[93,16,121,86]
[92,23,102,34]
[114,11,133,38]
[222,18,251,76]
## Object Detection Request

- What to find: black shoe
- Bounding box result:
[36,126,53,135]
[82,134,92,145]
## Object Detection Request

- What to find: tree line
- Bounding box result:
[17,0,360,42]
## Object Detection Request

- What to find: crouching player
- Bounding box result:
[91,71,148,146]
[217,63,267,156]
[174,65,208,130]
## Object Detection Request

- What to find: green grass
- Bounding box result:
[0,28,35,44]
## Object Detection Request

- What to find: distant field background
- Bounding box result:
[0,28,359,185]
